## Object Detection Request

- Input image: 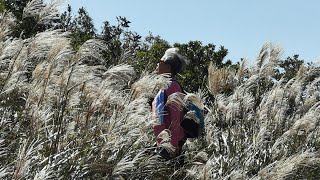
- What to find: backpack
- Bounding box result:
[180,101,205,138]
[161,80,205,138]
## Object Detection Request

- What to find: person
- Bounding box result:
[151,47,188,159]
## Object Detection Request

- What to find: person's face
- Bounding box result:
[156,60,171,74]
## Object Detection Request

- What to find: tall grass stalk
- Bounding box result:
[1,3,320,179]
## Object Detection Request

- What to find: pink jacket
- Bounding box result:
[152,80,185,148]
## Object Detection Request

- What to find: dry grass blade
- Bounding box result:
[2,3,320,178]
[0,167,10,179]
[33,165,55,180]
[13,138,41,180]
[112,155,136,176]
[208,62,236,95]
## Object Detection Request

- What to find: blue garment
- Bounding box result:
[155,90,166,123]
[187,103,205,128]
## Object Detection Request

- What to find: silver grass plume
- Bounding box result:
[0,167,10,179]
[225,170,248,180]
[13,138,42,180]
[27,34,72,107]
[225,97,240,124]
[0,39,30,94]
[255,43,269,70]
[0,138,11,179]
[121,97,151,127]
[236,58,247,84]
[258,82,287,124]
[214,93,228,113]
[82,64,135,111]
[3,6,320,178]
[304,76,320,111]
[254,42,282,78]
[231,86,255,113]
[82,96,152,176]
[258,152,320,179]
[74,39,107,65]
[102,64,135,89]
[65,64,105,94]
[1,71,29,95]
[23,0,45,18]
[33,165,56,180]
[29,30,70,61]
[112,154,136,176]
[271,102,320,159]
[131,73,172,99]
[265,43,282,76]
[0,13,15,41]
[104,97,150,137]
[0,39,24,74]
[38,0,64,24]
[157,130,176,154]
[23,0,64,25]
[250,82,291,168]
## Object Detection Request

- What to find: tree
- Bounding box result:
[135,39,233,92]
[0,1,5,12]
[68,7,96,50]
[60,7,142,67]
[2,0,30,19]
[59,7,234,94]
[2,0,36,38]
[59,5,234,93]
[60,4,73,32]
[135,34,171,75]
[174,41,230,92]
[101,16,139,66]
[275,54,304,81]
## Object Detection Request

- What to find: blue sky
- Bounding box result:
[64,0,320,64]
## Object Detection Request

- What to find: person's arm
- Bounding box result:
[165,81,185,147]
[152,90,169,144]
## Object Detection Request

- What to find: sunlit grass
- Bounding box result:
[1,2,320,179]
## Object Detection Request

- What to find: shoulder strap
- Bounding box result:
[171,79,184,93]
[164,79,184,105]
[164,89,167,104]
